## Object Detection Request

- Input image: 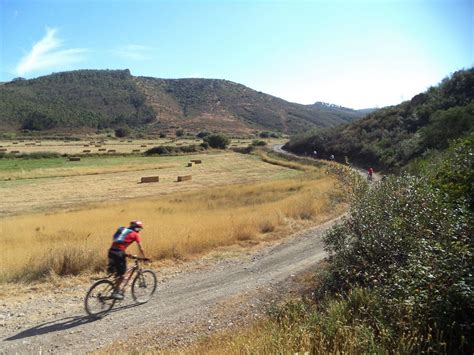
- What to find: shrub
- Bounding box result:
[321,174,473,352]
[114,126,131,138]
[205,134,230,149]
[197,131,210,139]
[144,144,203,156]
[252,140,267,146]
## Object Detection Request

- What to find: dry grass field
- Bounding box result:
[0,137,286,155]
[0,151,345,284]
[0,152,299,216]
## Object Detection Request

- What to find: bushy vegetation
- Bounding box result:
[0,69,156,131]
[319,174,472,352]
[144,144,204,156]
[204,134,230,149]
[285,68,474,170]
[0,151,62,160]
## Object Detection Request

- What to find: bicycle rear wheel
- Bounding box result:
[84,279,116,317]
[131,269,157,304]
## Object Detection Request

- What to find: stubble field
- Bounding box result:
[0,149,346,284]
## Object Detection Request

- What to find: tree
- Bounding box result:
[21,111,57,131]
[115,126,131,138]
[205,134,230,149]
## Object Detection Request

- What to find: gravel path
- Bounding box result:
[0,216,342,354]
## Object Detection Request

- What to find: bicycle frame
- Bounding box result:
[116,259,142,292]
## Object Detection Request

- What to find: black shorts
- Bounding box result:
[107,249,126,276]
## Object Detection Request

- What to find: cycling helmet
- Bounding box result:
[130,220,144,230]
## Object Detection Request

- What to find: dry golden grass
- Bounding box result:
[0,137,286,155]
[0,152,300,217]
[0,170,345,283]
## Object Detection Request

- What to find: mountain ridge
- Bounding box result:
[0,69,367,135]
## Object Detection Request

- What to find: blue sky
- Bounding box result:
[1,0,472,109]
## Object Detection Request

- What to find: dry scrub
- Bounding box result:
[0,171,345,283]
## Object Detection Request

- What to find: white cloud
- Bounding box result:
[15,28,87,76]
[111,44,152,60]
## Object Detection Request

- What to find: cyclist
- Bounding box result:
[107,220,147,300]
[367,167,374,181]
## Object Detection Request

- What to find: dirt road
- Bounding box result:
[0,216,341,354]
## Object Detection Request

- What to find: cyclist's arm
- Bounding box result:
[136,240,146,258]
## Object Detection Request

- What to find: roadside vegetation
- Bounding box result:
[186,133,473,353]
[0,151,346,284]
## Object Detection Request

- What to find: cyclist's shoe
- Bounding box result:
[111,291,124,300]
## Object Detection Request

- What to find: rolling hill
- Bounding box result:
[0,69,366,135]
[285,67,474,170]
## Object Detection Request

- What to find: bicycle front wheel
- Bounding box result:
[84,279,116,317]
[131,269,157,304]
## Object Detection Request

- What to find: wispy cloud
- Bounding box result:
[110,44,153,60]
[16,27,87,76]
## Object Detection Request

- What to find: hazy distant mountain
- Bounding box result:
[0,69,367,135]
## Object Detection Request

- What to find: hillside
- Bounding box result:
[285,67,474,170]
[0,70,365,135]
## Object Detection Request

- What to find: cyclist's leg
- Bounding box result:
[109,250,126,298]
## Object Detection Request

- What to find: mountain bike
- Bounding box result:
[84,255,157,317]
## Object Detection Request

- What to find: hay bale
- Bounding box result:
[12,142,18,144]
[0,148,7,152]
[10,150,20,154]
[141,144,147,147]
[83,149,91,153]
[128,140,133,143]
[132,149,141,153]
[69,157,81,161]
[107,149,116,153]
[141,176,160,183]
[187,162,193,167]
[95,145,101,147]
[84,144,89,147]
[190,159,202,164]
[98,148,106,151]
[177,175,192,182]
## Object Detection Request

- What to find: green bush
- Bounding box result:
[144,144,202,156]
[204,134,230,149]
[320,173,473,352]
[252,140,267,146]
[114,126,131,138]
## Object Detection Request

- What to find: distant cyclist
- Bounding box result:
[367,167,374,181]
[107,220,147,300]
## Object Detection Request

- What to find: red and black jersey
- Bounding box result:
[110,227,141,251]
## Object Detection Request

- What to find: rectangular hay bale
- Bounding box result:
[177,175,192,182]
[69,157,81,161]
[83,150,91,153]
[141,176,160,183]
[190,159,202,164]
